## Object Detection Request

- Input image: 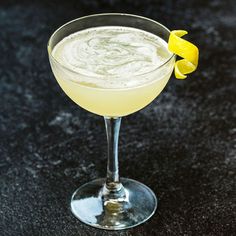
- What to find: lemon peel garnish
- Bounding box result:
[168,30,199,79]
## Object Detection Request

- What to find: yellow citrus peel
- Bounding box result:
[168,30,199,79]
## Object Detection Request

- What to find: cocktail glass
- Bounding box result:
[48,13,175,230]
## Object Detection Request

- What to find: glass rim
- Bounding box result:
[47,13,175,81]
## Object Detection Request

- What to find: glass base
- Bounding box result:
[71,178,157,230]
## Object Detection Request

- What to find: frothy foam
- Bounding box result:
[52,26,172,88]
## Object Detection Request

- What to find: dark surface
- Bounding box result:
[0,0,236,235]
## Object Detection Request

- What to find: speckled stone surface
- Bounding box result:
[0,0,235,235]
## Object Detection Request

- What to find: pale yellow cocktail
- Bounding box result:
[47,13,199,230]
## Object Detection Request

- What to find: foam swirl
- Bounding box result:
[52,26,172,88]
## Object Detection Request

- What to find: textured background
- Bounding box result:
[0,0,236,235]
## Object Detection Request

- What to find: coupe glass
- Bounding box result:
[48,13,175,230]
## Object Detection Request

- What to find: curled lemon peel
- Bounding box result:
[168,30,199,79]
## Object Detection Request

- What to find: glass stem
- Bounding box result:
[103,117,125,201]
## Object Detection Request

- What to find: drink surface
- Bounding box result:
[50,26,174,116]
[52,26,172,89]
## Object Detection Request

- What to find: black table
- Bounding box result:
[1,0,235,235]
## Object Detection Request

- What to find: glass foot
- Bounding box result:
[71,178,157,230]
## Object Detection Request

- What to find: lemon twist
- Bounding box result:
[168,30,199,79]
